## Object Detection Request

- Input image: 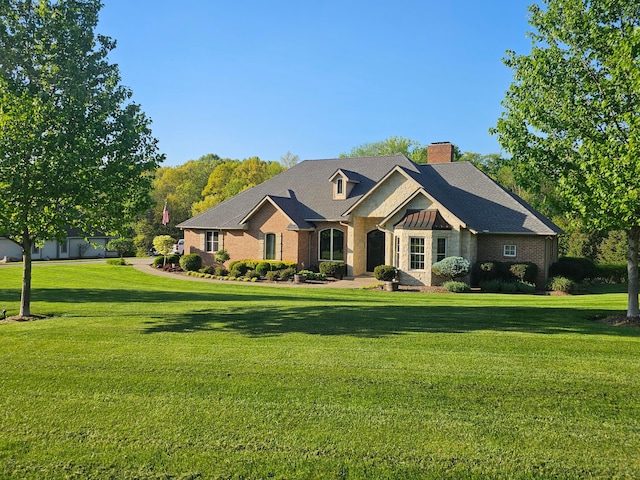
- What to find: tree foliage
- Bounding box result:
[133,153,220,253]
[493,0,640,316]
[0,0,162,316]
[191,157,285,215]
[341,136,463,164]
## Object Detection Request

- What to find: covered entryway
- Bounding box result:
[366,229,385,272]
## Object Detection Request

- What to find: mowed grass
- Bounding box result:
[0,263,638,479]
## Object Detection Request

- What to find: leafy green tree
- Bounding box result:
[153,235,175,266]
[493,0,640,317]
[0,0,162,317]
[106,238,135,258]
[341,136,462,164]
[597,231,627,265]
[192,157,286,215]
[134,153,221,252]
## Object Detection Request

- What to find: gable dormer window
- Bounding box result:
[330,168,359,200]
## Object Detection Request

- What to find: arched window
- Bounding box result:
[265,233,276,260]
[319,228,344,262]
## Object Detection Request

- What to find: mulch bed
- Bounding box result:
[1,314,50,323]
[598,315,640,327]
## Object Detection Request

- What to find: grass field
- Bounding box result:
[0,262,638,479]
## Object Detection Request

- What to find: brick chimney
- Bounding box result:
[427,142,453,164]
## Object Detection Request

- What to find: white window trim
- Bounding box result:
[503,244,517,257]
[409,237,425,271]
[205,231,219,252]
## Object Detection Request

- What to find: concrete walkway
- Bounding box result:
[128,257,381,289]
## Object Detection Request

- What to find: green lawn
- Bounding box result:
[0,263,638,479]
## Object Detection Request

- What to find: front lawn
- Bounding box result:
[0,263,638,479]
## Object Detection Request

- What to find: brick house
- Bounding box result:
[178,143,562,286]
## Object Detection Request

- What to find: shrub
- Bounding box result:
[509,262,538,283]
[228,260,240,272]
[500,282,518,293]
[245,270,261,280]
[319,262,345,279]
[214,249,230,264]
[232,261,248,275]
[374,265,397,282]
[229,268,242,278]
[256,262,271,277]
[432,256,470,281]
[180,254,202,272]
[214,266,228,276]
[201,266,216,275]
[550,257,597,282]
[479,279,503,292]
[153,254,180,267]
[265,271,279,281]
[106,238,135,258]
[244,260,257,270]
[298,270,327,281]
[516,281,536,294]
[270,261,285,271]
[594,264,627,284]
[442,281,470,293]
[548,276,576,294]
[106,258,127,266]
[278,267,297,281]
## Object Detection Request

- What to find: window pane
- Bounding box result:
[410,237,425,270]
[436,238,447,262]
[332,229,344,261]
[265,233,276,260]
[320,229,332,261]
[205,231,218,252]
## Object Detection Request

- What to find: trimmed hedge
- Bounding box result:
[594,264,627,283]
[153,254,180,267]
[472,261,538,285]
[479,279,536,294]
[179,254,202,272]
[442,281,470,293]
[549,257,597,282]
[319,262,345,279]
[373,265,396,282]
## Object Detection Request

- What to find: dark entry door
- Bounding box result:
[366,229,385,272]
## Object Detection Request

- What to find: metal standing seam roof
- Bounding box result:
[394,209,452,230]
[177,155,562,236]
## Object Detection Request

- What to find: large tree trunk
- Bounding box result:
[20,237,32,317]
[627,227,640,318]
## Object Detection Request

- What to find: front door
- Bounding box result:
[366,229,385,272]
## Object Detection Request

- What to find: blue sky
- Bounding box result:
[98,1,535,166]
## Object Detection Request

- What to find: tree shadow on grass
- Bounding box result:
[141,304,637,338]
[0,287,297,305]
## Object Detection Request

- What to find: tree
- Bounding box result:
[133,153,220,253]
[153,235,175,266]
[340,136,462,164]
[280,151,299,168]
[0,0,163,317]
[106,238,135,258]
[493,0,640,317]
[191,157,286,215]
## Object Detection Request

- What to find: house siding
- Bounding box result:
[476,234,558,286]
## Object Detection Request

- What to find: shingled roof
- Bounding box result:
[178,155,561,235]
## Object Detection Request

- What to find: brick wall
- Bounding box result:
[184,202,312,269]
[476,234,558,285]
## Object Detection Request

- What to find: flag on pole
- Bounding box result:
[162,201,169,225]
